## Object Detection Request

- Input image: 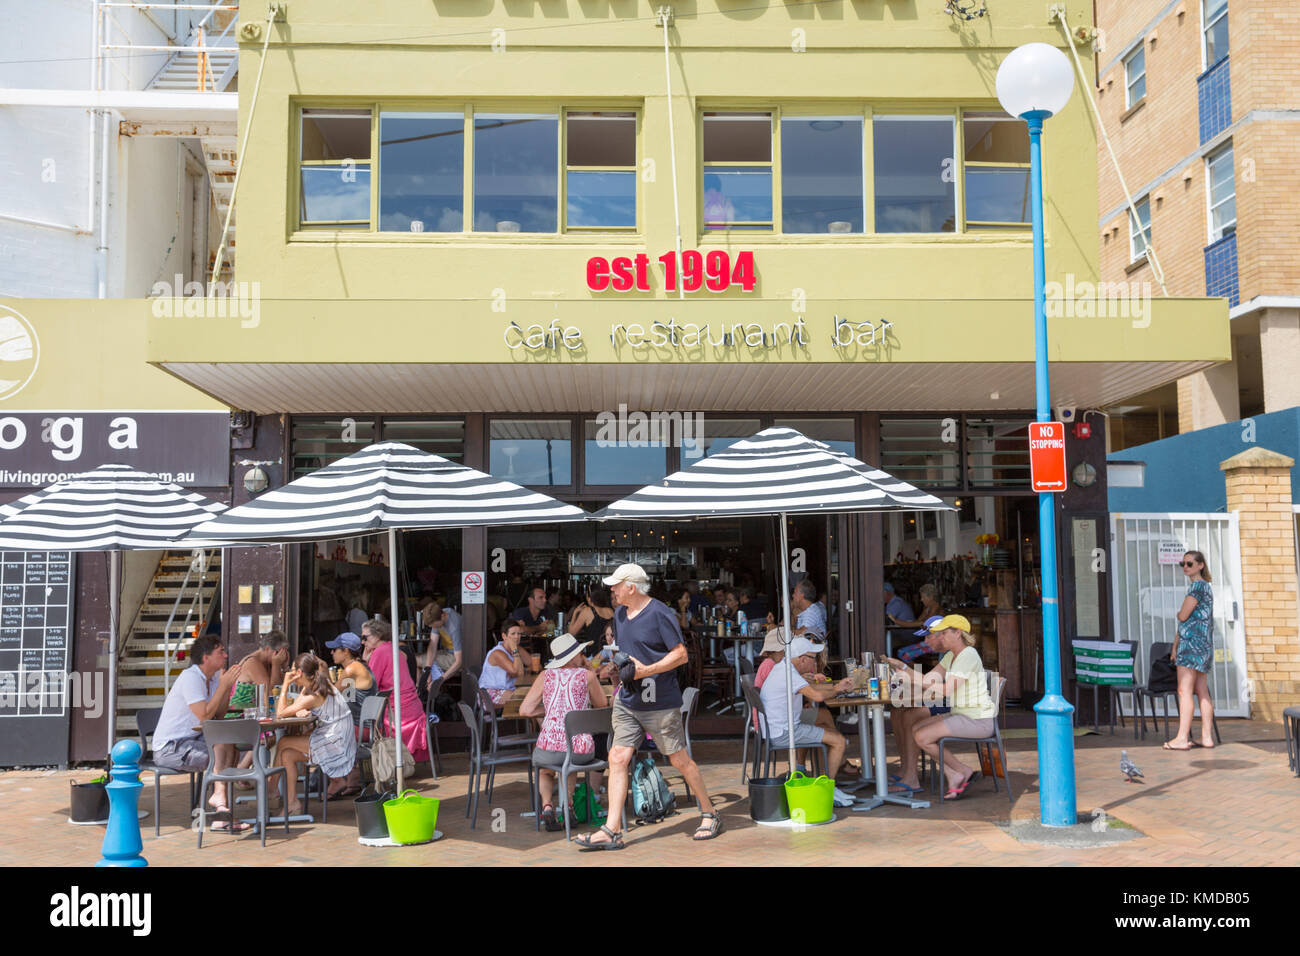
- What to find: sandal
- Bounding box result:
[692,812,724,841]
[1162,741,1193,751]
[574,824,625,851]
[541,804,563,833]
[327,786,362,801]
[209,819,253,833]
[943,777,975,801]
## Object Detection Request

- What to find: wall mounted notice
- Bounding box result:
[462,571,485,605]
[1158,542,1186,565]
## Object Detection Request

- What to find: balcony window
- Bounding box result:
[780,117,864,234]
[873,115,956,233]
[299,109,371,228]
[702,112,773,231]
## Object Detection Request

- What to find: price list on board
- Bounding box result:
[0,551,74,717]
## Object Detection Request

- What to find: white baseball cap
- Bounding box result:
[602,563,649,586]
[790,636,825,659]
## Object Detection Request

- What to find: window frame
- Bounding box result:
[960,109,1032,230]
[871,109,962,235]
[700,109,777,233]
[1123,44,1147,109]
[1129,196,1152,263]
[1202,0,1229,71]
[562,109,640,233]
[777,111,867,235]
[297,106,377,230]
[1205,143,1236,243]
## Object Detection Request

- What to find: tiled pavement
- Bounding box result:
[4,716,1297,866]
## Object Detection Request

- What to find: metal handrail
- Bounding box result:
[161,549,210,692]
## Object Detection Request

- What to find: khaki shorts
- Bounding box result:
[611,699,686,756]
[940,714,997,739]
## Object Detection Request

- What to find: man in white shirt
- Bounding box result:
[152,635,245,820]
[758,636,857,807]
[765,579,827,639]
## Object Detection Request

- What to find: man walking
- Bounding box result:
[574,564,722,849]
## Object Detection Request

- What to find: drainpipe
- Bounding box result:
[657,7,684,301]
[96,1,111,298]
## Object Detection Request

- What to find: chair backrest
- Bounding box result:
[740,675,766,734]
[456,701,481,758]
[1148,642,1175,686]
[358,691,390,743]
[136,707,162,755]
[989,674,1007,716]
[200,718,261,759]
[738,655,755,678]
[680,686,699,719]
[463,669,481,707]
[1120,640,1140,681]
[563,707,613,757]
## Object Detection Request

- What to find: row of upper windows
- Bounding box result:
[1128,141,1235,262]
[294,105,1033,237]
[1122,0,1228,110]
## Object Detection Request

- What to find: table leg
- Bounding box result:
[854,705,930,811]
[838,703,874,793]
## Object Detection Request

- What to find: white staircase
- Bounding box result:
[116,550,223,737]
[201,136,237,283]
[146,10,239,93]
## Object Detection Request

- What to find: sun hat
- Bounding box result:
[602,563,649,587]
[761,627,788,654]
[914,614,945,637]
[545,634,592,669]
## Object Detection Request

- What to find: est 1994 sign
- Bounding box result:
[587,250,756,293]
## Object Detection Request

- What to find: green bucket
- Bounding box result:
[382,789,440,844]
[782,771,834,824]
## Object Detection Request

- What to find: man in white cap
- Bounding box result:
[758,635,859,807]
[574,564,722,849]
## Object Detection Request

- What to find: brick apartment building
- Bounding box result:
[1095,0,1300,451]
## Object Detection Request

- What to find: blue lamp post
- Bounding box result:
[996,42,1078,828]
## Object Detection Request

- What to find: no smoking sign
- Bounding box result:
[462,571,485,605]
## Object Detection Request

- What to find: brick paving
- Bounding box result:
[3,716,1296,867]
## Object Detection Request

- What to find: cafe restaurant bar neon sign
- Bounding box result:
[587,250,757,293]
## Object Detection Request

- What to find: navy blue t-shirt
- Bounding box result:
[614,598,683,711]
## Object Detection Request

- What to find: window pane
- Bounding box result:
[773,418,855,456]
[302,109,371,161]
[300,164,370,223]
[963,115,1029,163]
[1126,49,1146,103]
[703,167,772,226]
[378,113,464,232]
[1212,196,1236,236]
[699,418,762,458]
[566,171,636,227]
[583,420,666,485]
[965,167,1030,223]
[703,113,771,162]
[873,117,955,233]
[1205,15,1228,65]
[1129,74,1146,103]
[965,418,1031,488]
[381,419,465,461]
[1209,147,1234,199]
[491,420,572,486]
[780,118,863,233]
[567,112,635,167]
[880,417,961,488]
[474,114,558,233]
[292,418,377,477]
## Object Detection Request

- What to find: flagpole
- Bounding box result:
[388,527,403,793]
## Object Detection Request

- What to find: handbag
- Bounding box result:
[370,719,416,784]
[1147,654,1178,693]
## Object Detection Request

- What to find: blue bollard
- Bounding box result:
[97,739,147,868]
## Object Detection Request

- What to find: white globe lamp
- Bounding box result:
[995,42,1075,119]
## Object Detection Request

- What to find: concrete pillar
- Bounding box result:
[1259,307,1300,414]
[1221,447,1300,721]
[1178,354,1241,434]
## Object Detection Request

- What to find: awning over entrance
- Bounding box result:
[141,295,1233,414]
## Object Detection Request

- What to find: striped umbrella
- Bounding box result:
[593,426,952,779]
[183,441,588,793]
[0,464,228,756]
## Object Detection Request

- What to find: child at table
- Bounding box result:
[274,653,357,816]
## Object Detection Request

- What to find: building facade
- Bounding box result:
[1095,0,1300,448]
[1,0,1233,761]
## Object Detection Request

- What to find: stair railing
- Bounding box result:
[162,549,209,692]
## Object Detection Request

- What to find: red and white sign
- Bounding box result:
[1028,422,1068,493]
[461,571,485,605]
[587,250,756,293]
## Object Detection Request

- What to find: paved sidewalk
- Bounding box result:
[3,716,1296,866]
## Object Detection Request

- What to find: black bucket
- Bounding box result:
[355,788,393,840]
[69,780,109,823]
[748,776,790,823]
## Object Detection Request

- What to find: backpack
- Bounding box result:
[628,755,676,824]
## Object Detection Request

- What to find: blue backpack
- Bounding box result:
[629,755,676,824]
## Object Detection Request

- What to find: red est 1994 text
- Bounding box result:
[586,250,757,293]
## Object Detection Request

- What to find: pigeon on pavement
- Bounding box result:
[1120,750,1144,783]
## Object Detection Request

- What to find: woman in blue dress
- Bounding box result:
[1165,550,1216,750]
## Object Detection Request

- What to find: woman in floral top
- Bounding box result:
[1165,550,1216,751]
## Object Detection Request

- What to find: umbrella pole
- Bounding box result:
[388,528,403,793]
[108,550,120,759]
[779,513,796,772]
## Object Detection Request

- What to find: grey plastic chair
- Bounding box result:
[355,692,390,784]
[931,674,1013,803]
[196,719,288,848]
[739,674,758,784]
[1283,706,1300,775]
[740,677,827,779]
[528,707,613,840]
[426,675,445,778]
[477,689,533,802]
[136,707,199,837]
[1134,643,1223,745]
[458,701,535,829]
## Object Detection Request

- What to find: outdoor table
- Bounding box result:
[713,633,764,713]
[198,716,320,824]
[823,693,931,811]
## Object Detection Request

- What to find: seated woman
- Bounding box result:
[362,618,430,766]
[887,614,996,800]
[479,621,535,706]
[519,634,609,832]
[325,631,373,797]
[274,653,358,815]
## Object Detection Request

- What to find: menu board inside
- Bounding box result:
[0,551,74,718]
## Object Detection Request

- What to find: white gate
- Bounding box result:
[1110,513,1248,718]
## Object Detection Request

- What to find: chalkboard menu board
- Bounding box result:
[0,552,74,763]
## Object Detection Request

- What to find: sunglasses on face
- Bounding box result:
[1181,561,1199,568]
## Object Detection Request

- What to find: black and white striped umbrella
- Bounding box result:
[0,463,226,550]
[184,441,586,543]
[592,426,950,520]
